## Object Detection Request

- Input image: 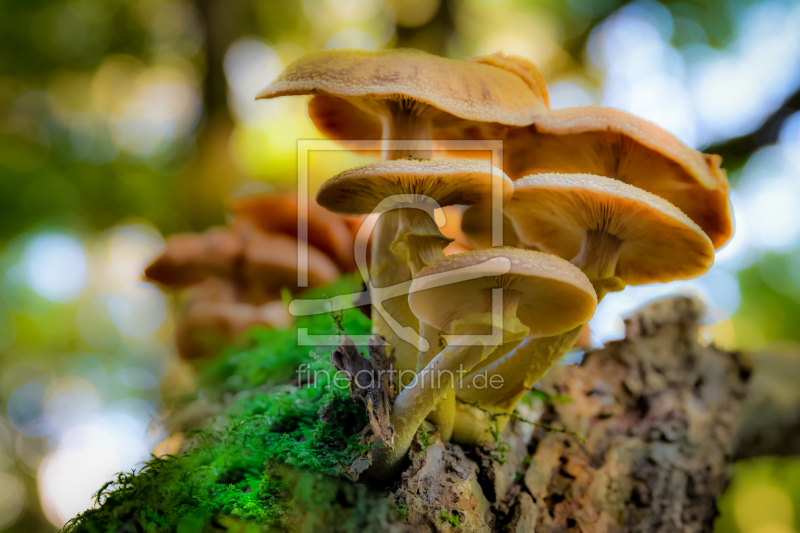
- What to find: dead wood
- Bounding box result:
[330,335,396,447]
[394,296,756,532]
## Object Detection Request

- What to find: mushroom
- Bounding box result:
[316,158,511,375]
[317,158,512,276]
[505,173,715,301]
[143,228,242,288]
[368,248,597,477]
[446,173,717,442]
[228,193,357,272]
[453,330,584,444]
[145,226,340,303]
[258,48,549,383]
[242,230,341,302]
[176,300,290,360]
[503,107,732,248]
[146,226,340,360]
[257,49,550,160]
[460,205,522,250]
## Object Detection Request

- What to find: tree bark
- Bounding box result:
[395,296,755,532]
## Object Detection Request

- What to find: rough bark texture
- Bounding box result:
[393,296,753,533]
[392,429,496,532]
[330,336,396,447]
[504,296,750,532]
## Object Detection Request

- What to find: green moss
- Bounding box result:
[440,507,460,528]
[198,276,371,397]
[64,277,381,533]
[418,427,435,455]
[523,388,573,405]
[395,504,409,520]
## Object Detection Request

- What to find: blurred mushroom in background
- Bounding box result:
[145,193,358,359]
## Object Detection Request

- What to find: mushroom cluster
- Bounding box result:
[256,47,732,478]
[144,193,360,360]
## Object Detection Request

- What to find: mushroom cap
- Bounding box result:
[504,106,732,248]
[229,193,356,271]
[144,228,242,288]
[258,49,549,143]
[506,174,715,286]
[408,248,596,338]
[471,51,549,108]
[242,231,340,298]
[316,158,513,216]
[144,226,340,297]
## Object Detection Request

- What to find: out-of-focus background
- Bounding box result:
[0,0,798,531]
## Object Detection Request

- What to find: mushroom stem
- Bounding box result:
[391,205,453,277]
[458,338,523,378]
[452,326,583,445]
[381,105,434,160]
[370,104,434,386]
[571,230,624,300]
[417,321,454,440]
[370,209,419,384]
[460,326,582,406]
[369,334,495,478]
[370,295,529,478]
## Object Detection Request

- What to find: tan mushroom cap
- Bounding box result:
[144,227,340,298]
[259,49,549,154]
[506,174,715,286]
[144,228,241,288]
[504,106,732,248]
[258,49,548,123]
[408,248,597,338]
[228,193,356,271]
[242,232,340,299]
[316,158,512,216]
[472,51,549,108]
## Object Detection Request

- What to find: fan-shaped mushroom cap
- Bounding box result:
[229,193,356,271]
[408,248,596,338]
[258,48,548,124]
[506,174,715,286]
[258,49,549,156]
[144,228,242,288]
[504,107,732,248]
[316,158,512,215]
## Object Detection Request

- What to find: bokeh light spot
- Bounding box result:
[22,234,87,302]
[107,282,166,337]
[733,482,794,533]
